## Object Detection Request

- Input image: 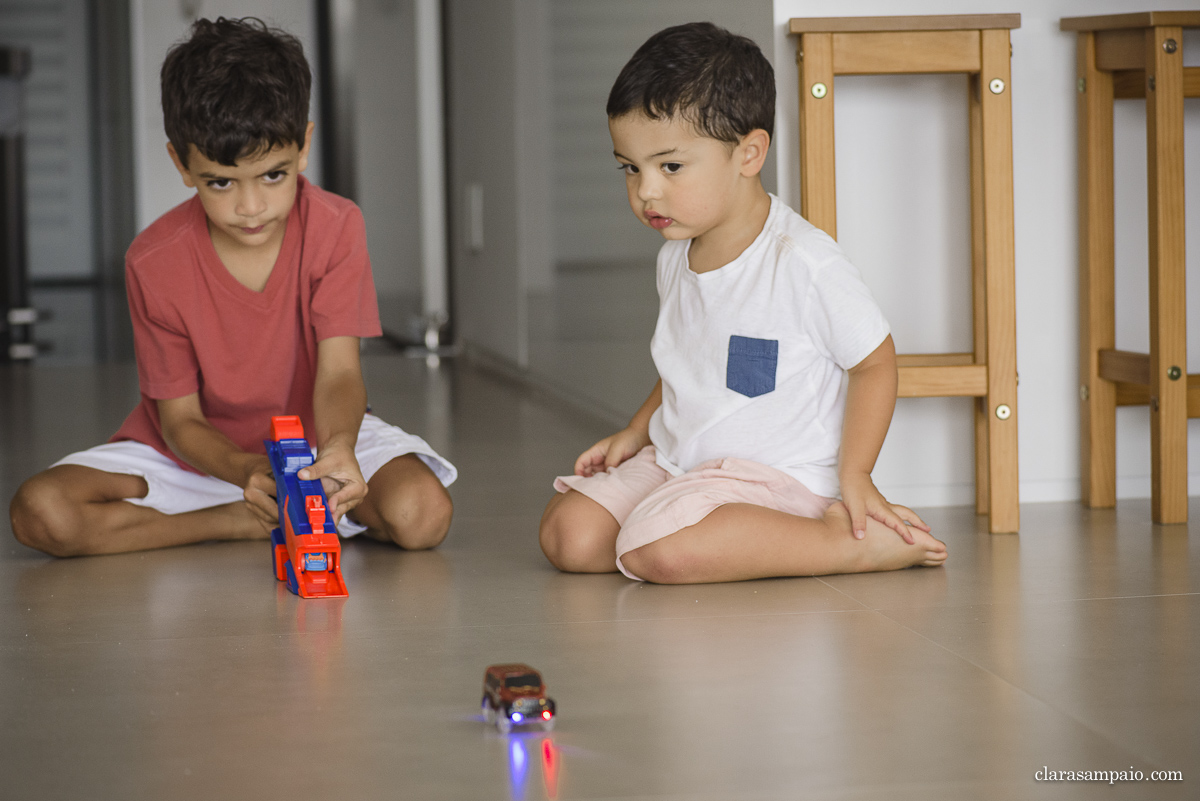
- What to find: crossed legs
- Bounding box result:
[539,488,946,584]
[10,453,452,557]
[10,465,265,557]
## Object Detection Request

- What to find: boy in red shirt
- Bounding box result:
[9,17,456,556]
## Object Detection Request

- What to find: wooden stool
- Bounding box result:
[1062,12,1198,525]
[788,15,1022,534]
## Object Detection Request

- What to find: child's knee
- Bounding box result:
[10,475,83,557]
[619,537,696,584]
[538,492,617,573]
[538,495,577,570]
[376,476,453,550]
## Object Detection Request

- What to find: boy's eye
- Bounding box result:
[264,170,287,183]
[662,162,683,175]
[618,163,638,175]
[206,178,232,190]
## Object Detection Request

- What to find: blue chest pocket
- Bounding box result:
[726,335,778,398]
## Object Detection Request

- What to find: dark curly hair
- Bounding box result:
[161,16,311,168]
[606,22,775,145]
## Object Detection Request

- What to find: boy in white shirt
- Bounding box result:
[538,22,947,583]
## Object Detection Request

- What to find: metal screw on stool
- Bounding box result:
[989,78,1005,94]
[1163,38,1177,54]
[1080,385,1089,401]
[1167,366,1182,381]
[996,404,1012,420]
[1149,76,1156,91]
[811,82,827,99]
[1077,77,1086,93]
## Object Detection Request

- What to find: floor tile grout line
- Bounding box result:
[0,607,893,649]
[814,576,875,610]
[821,574,1199,766]
[10,592,1197,657]
[854,590,1200,615]
[1054,591,1200,602]
[870,606,1179,775]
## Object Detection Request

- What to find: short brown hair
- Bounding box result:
[161,17,311,168]
[607,22,775,145]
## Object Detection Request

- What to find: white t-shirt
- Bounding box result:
[647,195,890,499]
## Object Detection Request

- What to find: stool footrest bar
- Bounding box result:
[897,357,988,398]
[1113,67,1200,99]
[1098,349,1149,385]
[1114,378,1200,416]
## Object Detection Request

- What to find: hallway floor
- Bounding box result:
[1,354,1196,800]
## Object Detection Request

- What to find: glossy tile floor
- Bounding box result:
[1,354,1197,800]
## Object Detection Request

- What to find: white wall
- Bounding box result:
[131,0,322,231]
[772,0,1200,506]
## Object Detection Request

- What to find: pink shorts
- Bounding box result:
[554,446,836,580]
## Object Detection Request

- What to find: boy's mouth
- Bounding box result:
[646,211,673,230]
[240,224,266,235]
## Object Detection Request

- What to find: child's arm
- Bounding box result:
[574,379,662,477]
[295,336,370,522]
[157,395,277,526]
[839,335,930,542]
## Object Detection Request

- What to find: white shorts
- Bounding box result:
[51,413,457,537]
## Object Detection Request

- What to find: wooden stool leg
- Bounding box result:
[1145,26,1188,524]
[979,29,1019,533]
[798,32,837,238]
[1077,32,1117,508]
[969,74,989,515]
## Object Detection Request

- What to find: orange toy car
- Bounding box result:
[482,664,556,732]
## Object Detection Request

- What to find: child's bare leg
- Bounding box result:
[539,489,620,573]
[352,454,453,550]
[619,501,946,584]
[9,465,270,557]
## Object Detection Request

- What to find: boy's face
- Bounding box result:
[609,112,764,244]
[168,121,314,256]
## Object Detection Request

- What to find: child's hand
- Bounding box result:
[299,442,368,523]
[242,455,280,526]
[574,427,649,477]
[839,471,930,544]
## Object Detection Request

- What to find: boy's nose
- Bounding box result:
[636,175,661,202]
[236,187,267,218]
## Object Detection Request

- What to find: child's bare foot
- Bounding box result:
[824,502,947,573]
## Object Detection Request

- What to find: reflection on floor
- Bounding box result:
[1,353,1196,800]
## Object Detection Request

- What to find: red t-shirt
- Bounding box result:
[112,176,382,472]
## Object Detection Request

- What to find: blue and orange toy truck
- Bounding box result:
[265,415,348,599]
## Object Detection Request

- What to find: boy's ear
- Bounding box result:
[297,121,315,173]
[737,128,771,178]
[167,142,197,188]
